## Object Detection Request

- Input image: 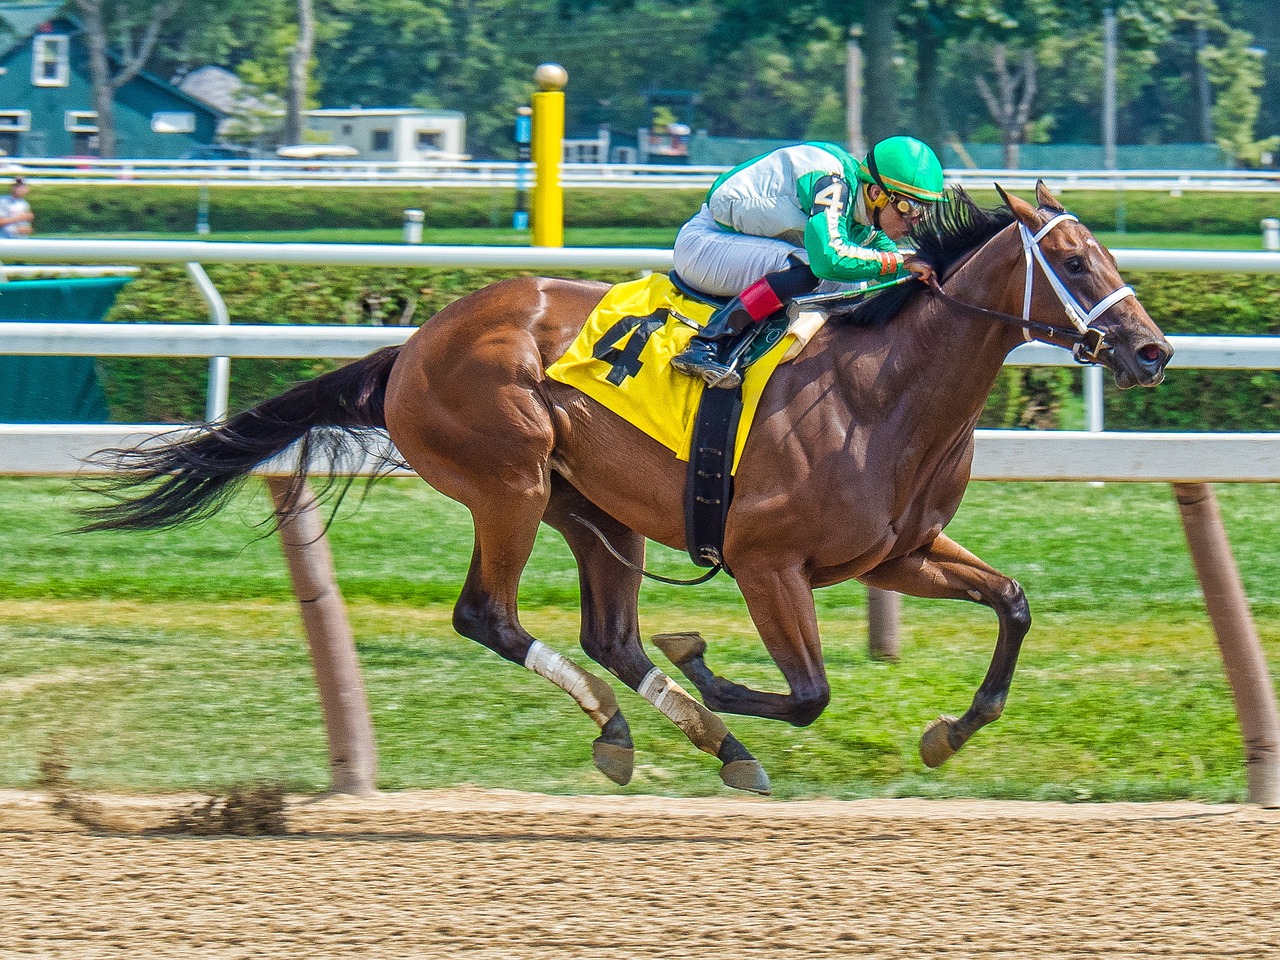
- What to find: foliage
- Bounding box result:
[123,0,1278,159]
[1200,26,1280,166]
[22,183,1280,235]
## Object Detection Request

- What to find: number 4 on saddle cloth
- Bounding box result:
[545,272,830,570]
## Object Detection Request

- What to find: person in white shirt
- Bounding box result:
[0,177,34,237]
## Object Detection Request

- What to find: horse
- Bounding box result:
[80,182,1172,795]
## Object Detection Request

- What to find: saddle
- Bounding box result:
[543,272,841,574]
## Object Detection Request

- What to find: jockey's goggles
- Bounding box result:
[887,193,927,219]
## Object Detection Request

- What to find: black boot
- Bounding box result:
[670,297,752,389]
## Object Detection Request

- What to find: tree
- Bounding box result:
[73,0,181,157]
[284,0,314,144]
[1201,24,1279,166]
[975,43,1037,167]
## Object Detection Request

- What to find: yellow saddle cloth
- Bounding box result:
[546,273,822,474]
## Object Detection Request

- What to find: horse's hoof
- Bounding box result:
[919,716,960,768]
[592,739,635,785]
[720,759,771,795]
[652,632,707,666]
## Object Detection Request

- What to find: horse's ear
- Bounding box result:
[994,182,1037,226]
[1036,179,1066,212]
[994,182,1014,212]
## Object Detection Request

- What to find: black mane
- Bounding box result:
[829,187,1016,329]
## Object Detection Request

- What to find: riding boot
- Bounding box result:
[671,275,789,388]
[669,298,752,387]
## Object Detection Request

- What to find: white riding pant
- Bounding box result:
[672,205,856,298]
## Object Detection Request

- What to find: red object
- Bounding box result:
[740,277,785,320]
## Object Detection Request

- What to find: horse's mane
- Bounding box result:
[829,187,1016,329]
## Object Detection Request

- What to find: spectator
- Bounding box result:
[0,177,34,237]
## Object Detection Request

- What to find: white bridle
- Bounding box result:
[1019,213,1136,361]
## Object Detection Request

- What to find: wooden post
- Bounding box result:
[867,587,902,661]
[1173,482,1280,807]
[267,477,378,796]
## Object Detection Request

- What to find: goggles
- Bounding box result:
[887,193,927,219]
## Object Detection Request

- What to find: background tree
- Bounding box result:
[284,0,314,145]
[73,0,180,157]
[1200,24,1279,166]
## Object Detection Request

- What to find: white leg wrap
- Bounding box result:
[638,667,726,753]
[524,640,605,718]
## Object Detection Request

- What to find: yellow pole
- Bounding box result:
[531,62,567,247]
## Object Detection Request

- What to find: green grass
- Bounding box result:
[1,476,1276,802]
[44,226,1268,250]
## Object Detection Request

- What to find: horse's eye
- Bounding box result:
[1064,256,1085,274]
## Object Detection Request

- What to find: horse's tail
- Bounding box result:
[77,345,403,533]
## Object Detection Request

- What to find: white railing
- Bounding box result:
[2,238,1278,272]
[3,156,1279,193]
[1,238,1278,428]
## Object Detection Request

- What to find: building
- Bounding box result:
[0,3,220,158]
[304,108,466,162]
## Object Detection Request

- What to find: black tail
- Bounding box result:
[77,345,403,532]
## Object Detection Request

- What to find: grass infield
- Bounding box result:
[1,476,1277,802]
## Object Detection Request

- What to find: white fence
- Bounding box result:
[3,156,1280,193]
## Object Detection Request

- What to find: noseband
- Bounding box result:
[927,212,1136,364]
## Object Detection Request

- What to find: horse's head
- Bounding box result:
[995,181,1172,389]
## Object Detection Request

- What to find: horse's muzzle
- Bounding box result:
[1109,338,1173,389]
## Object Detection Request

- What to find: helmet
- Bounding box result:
[859,136,946,203]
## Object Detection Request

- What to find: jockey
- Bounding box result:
[670,135,946,388]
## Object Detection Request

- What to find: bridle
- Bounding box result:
[926,212,1136,364]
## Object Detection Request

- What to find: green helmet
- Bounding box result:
[857,136,946,203]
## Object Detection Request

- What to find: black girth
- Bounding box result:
[684,381,742,575]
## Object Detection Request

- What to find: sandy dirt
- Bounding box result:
[1,787,1278,959]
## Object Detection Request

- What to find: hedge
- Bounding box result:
[21,182,1280,235]
[91,264,1279,431]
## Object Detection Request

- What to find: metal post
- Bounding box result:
[267,476,378,796]
[531,63,567,248]
[402,209,424,244]
[1173,482,1280,807]
[845,25,865,157]
[1263,218,1280,252]
[1085,363,1105,487]
[185,262,230,422]
[1102,8,1125,232]
[867,587,901,661]
[1103,8,1117,172]
[196,181,210,236]
[513,106,532,231]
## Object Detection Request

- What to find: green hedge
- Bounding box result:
[24,182,1280,235]
[95,264,1279,431]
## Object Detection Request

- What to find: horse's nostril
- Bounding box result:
[1139,344,1165,366]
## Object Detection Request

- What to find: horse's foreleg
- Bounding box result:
[656,563,831,728]
[544,483,769,794]
[860,533,1030,767]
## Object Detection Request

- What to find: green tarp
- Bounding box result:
[0,275,132,423]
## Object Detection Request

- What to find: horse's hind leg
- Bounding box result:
[859,533,1030,767]
[543,480,770,794]
[452,493,637,785]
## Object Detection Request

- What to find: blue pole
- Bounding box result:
[513,106,532,231]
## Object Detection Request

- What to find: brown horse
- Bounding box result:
[82,183,1171,795]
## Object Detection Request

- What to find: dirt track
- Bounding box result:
[1,788,1278,959]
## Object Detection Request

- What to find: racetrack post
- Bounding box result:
[531,63,567,248]
[1174,482,1280,807]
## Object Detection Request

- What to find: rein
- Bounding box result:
[926,212,1136,364]
[570,513,723,586]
